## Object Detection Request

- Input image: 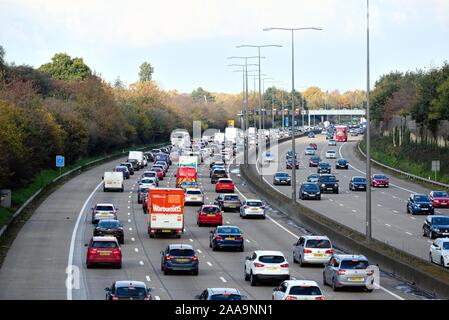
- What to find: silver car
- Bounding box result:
[323,254,374,292]
[240,199,266,219]
[293,236,333,266]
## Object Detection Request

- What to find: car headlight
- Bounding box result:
[444,255,449,259]
[414,204,420,208]
[433,228,440,232]
[321,184,326,187]
[334,184,338,187]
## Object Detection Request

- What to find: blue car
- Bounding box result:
[210,226,244,252]
[160,244,199,275]
[407,194,434,215]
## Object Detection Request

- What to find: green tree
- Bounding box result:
[429,77,449,121]
[191,87,215,103]
[38,53,92,81]
[138,62,154,82]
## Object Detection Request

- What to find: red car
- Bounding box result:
[86,236,122,268]
[215,178,235,193]
[371,174,389,188]
[151,167,165,180]
[309,143,318,150]
[430,191,449,208]
[197,205,223,226]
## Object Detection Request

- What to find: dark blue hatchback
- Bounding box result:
[160,244,199,275]
[210,226,244,252]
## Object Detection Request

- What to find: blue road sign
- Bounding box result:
[285,117,289,127]
[56,155,65,168]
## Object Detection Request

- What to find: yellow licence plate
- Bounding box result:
[161,230,172,233]
[176,259,189,262]
[225,237,234,240]
[267,267,278,271]
[251,208,258,211]
[99,251,111,256]
[350,278,364,281]
[314,254,324,257]
[207,214,216,217]
[229,206,236,208]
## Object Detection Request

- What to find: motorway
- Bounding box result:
[257,133,449,261]
[0,143,433,300]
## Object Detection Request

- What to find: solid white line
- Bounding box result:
[378,285,405,300]
[219,276,227,283]
[385,224,391,227]
[67,180,103,300]
[146,275,151,282]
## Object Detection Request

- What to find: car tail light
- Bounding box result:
[254,262,265,268]
[280,263,289,268]
[236,236,243,241]
[215,236,224,241]
[337,270,346,275]
[366,270,374,276]
[285,296,297,300]
[166,255,173,260]
[112,296,119,300]
[144,296,151,300]
[304,249,312,253]
[325,249,333,254]
[191,256,198,261]
[88,249,97,255]
[243,205,249,209]
[315,295,326,300]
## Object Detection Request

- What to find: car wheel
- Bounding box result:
[262,215,266,220]
[116,263,122,269]
[429,253,433,264]
[335,189,339,194]
[193,270,199,276]
[86,262,92,269]
[119,237,124,245]
[365,287,373,293]
[322,273,327,286]
[212,243,217,251]
[239,246,244,252]
[250,272,257,286]
[430,231,436,240]
[406,206,409,214]
[441,257,445,267]
[244,268,250,281]
[149,233,154,238]
[331,278,339,292]
[164,269,170,275]
[423,228,427,237]
[298,256,305,267]
[176,234,181,239]
[293,253,298,263]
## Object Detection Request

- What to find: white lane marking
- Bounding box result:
[189,238,193,242]
[385,224,391,227]
[377,204,383,207]
[406,232,413,236]
[128,201,131,203]
[146,275,151,282]
[155,296,161,300]
[226,221,230,224]
[197,249,202,254]
[131,237,135,242]
[134,248,139,253]
[128,212,131,216]
[207,261,213,267]
[219,276,227,283]
[352,209,357,213]
[128,206,131,209]
[411,217,416,220]
[129,196,132,198]
[128,219,131,223]
[67,180,103,300]
[246,239,251,243]
[129,227,133,231]
[139,260,144,266]
[329,199,334,202]
[393,210,399,214]
[378,285,405,301]
[339,203,343,207]
[129,192,133,194]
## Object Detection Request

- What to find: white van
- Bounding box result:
[103,172,124,192]
[128,151,145,169]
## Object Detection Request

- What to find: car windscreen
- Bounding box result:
[97,221,120,229]
[434,192,449,198]
[433,217,449,225]
[338,159,347,163]
[91,241,118,248]
[275,173,289,178]
[214,170,226,175]
[340,260,369,269]
[95,206,114,211]
[259,255,285,263]
[115,167,126,171]
[311,157,320,161]
[373,175,386,179]
[187,190,202,195]
[246,201,263,207]
[289,286,322,296]
[414,195,430,202]
[306,148,314,151]
[305,239,331,248]
[202,207,220,214]
[217,227,240,234]
[169,249,195,257]
[303,184,319,191]
[116,287,147,297]
[152,168,162,172]
[143,172,156,177]
[353,177,366,183]
[139,187,149,193]
[219,180,232,184]
[443,242,449,250]
[319,163,330,167]
[320,176,337,182]
[224,195,239,201]
[209,294,242,300]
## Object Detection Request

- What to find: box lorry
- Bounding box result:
[146,188,185,238]
[179,155,198,171]
[103,172,124,192]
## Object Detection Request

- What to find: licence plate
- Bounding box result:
[207,214,216,217]
[191,197,198,200]
[229,206,236,208]
[99,251,111,256]
[422,208,428,210]
[251,208,258,211]
[327,188,333,190]
[267,267,278,271]
[349,277,364,281]
[161,230,172,233]
[314,253,324,257]
[225,237,234,240]
[309,194,316,197]
[176,259,189,262]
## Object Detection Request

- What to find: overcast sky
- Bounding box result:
[1,0,448,93]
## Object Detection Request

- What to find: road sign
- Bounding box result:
[227,120,235,128]
[56,155,65,168]
[285,117,289,127]
[432,160,440,172]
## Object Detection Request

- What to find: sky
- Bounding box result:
[1,0,448,94]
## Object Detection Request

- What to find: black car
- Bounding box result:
[120,162,135,175]
[273,172,292,185]
[105,281,152,300]
[211,169,227,184]
[317,162,331,174]
[143,152,154,162]
[127,159,140,171]
[318,174,339,194]
[299,183,321,200]
[349,176,367,191]
[94,219,124,244]
[423,215,449,239]
[336,159,349,169]
[309,156,321,167]
[160,244,199,275]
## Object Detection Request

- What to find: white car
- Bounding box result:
[430,238,449,267]
[304,147,315,156]
[184,188,204,205]
[325,150,337,159]
[293,235,333,266]
[139,177,157,186]
[272,280,325,300]
[91,203,118,224]
[240,199,266,219]
[263,152,275,163]
[244,251,290,286]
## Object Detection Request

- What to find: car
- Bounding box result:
[240,199,266,219]
[263,151,275,163]
[308,143,318,150]
[180,180,199,191]
[328,139,337,146]
[429,238,449,267]
[210,165,226,177]
[91,203,118,224]
[273,172,292,185]
[299,183,321,200]
[371,174,389,188]
[195,288,247,300]
[86,236,122,268]
[151,167,165,180]
[184,188,204,205]
[209,226,244,251]
[304,147,315,156]
[286,159,299,169]
[326,133,333,140]
[105,281,152,300]
[323,254,374,292]
[349,128,359,136]
[197,205,222,226]
[141,171,159,185]
[422,215,449,239]
[309,156,321,167]
[430,191,449,208]
[286,150,297,159]
[143,152,155,162]
[307,174,320,183]
[160,244,199,275]
[336,159,349,169]
[407,193,434,215]
[308,132,315,138]
[211,168,227,184]
[152,164,166,173]
[139,177,157,186]
[317,162,331,174]
[127,159,140,171]
[214,194,242,211]
[137,185,150,204]
[155,161,168,172]
[113,165,130,179]
[272,280,325,300]
[94,219,124,244]
[244,251,290,286]
[120,162,134,175]
[318,174,339,194]
[215,178,235,193]
[293,235,333,266]
[325,150,337,159]
[210,161,225,169]
[349,176,367,191]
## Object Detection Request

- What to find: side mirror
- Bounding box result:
[104,287,110,292]
[84,244,88,247]
[436,246,441,251]
[194,295,201,300]
[210,231,214,234]
[245,256,251,260]
[147,288,153,293]
[273,288,278,292]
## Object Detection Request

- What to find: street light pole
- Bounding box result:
[263,27,322,202]
[366,0,372,242]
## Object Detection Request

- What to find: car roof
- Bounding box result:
[275,172,289,175]
[327,150,336,152]
[218,178,232,181]
[95,203,115,207]
[97,219,119,223]
[208,288,241,295]
[222,193,239,197]
[283,280,319,287]
[303,235,330,241]
[352,176,366,179]
[245,199,262,202]
[168,244,194,250]
[431,215,449,219]
[186,188,202,192]
[217,225,240,230]
[202,204,220,208]
[115,280,146,288]
[255,250,285,256]
[334,254,367,261]
[92,236,119,242]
